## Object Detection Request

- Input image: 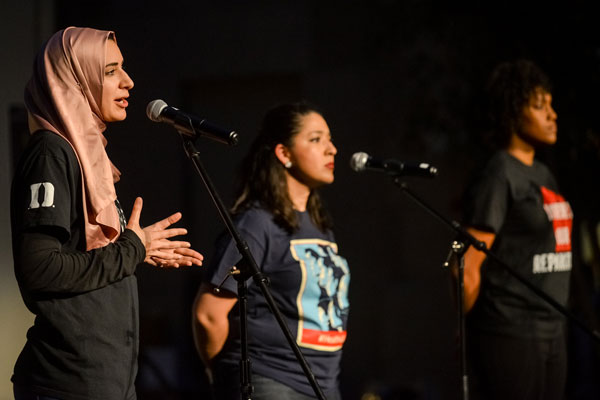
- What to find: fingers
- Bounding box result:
[147,228,189,241]
[126,197,143,229]
[174,247,204,259]
[147,249,185,261]
[146,212,183,231]
[153,257,198,268]
[173,248,204,266]
[148,256,181,268]
[148,254,185,268]
[166,212,183,226]
[174,248,204,260]
[147,239,191,252]
[178,257,203,267]
[144,257,158,267]
[157,260,181,268]
[146,247,204,268]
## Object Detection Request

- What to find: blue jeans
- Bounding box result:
[214,373,342,400]
[13,386,61,400]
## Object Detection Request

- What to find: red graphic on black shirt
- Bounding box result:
[540,186,573,252]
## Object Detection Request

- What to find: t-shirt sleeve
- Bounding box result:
[14,145,73,238]
[463,171,509,234]
[204,211,268,295]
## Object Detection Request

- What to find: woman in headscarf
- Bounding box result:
[10,27,203,400]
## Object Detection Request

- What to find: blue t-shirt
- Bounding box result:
[206,207,350,396]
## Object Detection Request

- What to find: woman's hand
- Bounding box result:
[126,197,204,268]
[149,247,204,268]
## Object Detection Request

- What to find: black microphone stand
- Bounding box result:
[392,178,600,400]
[443,239,469,400]
[181,136,327,400]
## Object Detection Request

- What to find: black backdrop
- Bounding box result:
[43,2,600,399]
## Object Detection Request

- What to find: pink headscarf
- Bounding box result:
[25,27,122,250]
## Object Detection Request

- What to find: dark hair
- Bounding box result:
[232,102,333,233]
[486,59,552,148]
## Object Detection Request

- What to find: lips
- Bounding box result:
[325,162,335,169]
[115,97,129,108]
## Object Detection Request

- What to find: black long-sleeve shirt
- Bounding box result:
[11,131,145,400]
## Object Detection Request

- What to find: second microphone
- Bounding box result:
[350,152,438,178]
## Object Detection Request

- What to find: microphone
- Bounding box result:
[350,152,438,178]
[146,99,238,146]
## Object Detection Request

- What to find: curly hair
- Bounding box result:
[486,59,552,148]
[231,102,333,233]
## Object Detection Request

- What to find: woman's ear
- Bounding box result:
[274,143,291,167]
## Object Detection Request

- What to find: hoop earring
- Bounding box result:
[284,161,292,169]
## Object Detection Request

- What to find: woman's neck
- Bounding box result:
[285,173,311,212]
[506,133,535,166]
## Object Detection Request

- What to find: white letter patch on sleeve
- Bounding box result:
[29,182,56,209]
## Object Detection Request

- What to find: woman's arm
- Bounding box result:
[15,228,145,294]
[192,283,238,367]
[463,227,496,312]
[15,197,202,295]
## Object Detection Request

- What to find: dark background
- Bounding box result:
[11,2,600,399]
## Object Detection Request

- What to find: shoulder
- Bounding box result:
[23,131,77,165]
[465,151,510,191]
[479,151,513,179]
[234,206,277,232]
[13,131,81,192]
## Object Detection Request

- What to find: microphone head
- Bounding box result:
[146,99,168,122]
[350,152,370,172]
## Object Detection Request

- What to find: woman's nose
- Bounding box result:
[122,71,134,89]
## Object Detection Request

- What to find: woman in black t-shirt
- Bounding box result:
[11,27,203,400]
[462,60,572,400]
[193,103,349,400]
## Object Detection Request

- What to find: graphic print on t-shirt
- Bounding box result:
[29,182,56,209]
[533,186,573,274]
[290,239,350,351]
[540,186,573,252]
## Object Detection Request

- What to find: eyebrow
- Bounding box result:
[308,130,332,136]
[105,62,119,68]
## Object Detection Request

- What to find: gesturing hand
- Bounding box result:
[126,197,204,268]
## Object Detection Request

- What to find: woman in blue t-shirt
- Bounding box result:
[462,60,572,400]
[193,102,350,400]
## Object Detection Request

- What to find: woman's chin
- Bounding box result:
[104,112,127,123]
